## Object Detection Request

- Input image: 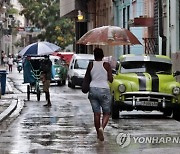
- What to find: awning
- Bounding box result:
[60,0,87,18]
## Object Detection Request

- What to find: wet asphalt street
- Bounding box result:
[1,67,180,154]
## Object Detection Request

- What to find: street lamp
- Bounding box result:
[77,10,105,22]
[77,10,84,21]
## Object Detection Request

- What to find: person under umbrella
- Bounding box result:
[40,55,52,107]
[18,41,61,57]
[86,48,113,141]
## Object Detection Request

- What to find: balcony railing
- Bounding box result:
[143,38,158,54]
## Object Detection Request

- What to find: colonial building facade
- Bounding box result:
[60,0,114,57]
[60,0,180,78]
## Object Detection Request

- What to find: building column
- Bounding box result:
[170,0,180,82]
[75,22,87,53]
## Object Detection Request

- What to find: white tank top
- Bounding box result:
[90,61,109,89]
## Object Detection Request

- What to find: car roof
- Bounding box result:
[57,52,74,55]
[49,55,60,60]
[120,54,172,64]
[73,54,94,59]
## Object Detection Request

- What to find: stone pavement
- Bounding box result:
[0,65,24,125]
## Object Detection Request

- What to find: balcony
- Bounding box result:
[130,0,154,27]
[129,16,154,27]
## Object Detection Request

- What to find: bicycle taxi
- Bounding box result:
[18,41,61,101]
[23,56,45,101]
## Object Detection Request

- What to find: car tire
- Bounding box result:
[71,82,75,89]
[68,79,75,88]
[163,109,172,117]
[68,81,71,87]
[173,105,180,121]
[57,81,62,86]
[111,96,119,119]
[62,80,66,85]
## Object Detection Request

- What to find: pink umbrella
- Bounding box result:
[77,26,141,46]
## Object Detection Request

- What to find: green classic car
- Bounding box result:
[50,55,68,86]
[110,54,180,119]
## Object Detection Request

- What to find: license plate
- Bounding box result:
[140,101,158,107]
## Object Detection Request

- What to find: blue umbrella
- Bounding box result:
[19,41,61,56]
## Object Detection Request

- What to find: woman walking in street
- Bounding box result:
[86,47,113,141]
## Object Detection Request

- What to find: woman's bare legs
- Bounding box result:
[102,113,110,129]
[94,112,110,141]
[94,112,101,137]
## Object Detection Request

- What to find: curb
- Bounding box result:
[6,79,13,94]
[10,99,24,118]
[0,74,24,124]
[0,99,18,122]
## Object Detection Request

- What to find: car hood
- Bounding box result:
[113,73,180,94]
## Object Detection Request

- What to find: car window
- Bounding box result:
[54,59,61,65]
[120,61,172,74]
[74,59,90,69]
[51,58,62,65]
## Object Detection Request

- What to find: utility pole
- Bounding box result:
[166,0,170,57]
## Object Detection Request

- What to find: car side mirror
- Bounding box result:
[112,69,117,75]
[173,71,180,76]
[116,62,120,71]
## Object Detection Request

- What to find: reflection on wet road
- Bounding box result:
[1,91,180,154]
[1,69,180,154]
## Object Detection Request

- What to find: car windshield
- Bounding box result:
[120,61,172,74]
[51,58,63,65]
[74,59,91,69]
[54,59,61,65]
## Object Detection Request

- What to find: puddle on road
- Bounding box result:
[30,149,64,154]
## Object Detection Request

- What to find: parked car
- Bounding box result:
[50,55,68,86]
[53,52,74,65]
[110,54,180,119]
[68,54,94,88]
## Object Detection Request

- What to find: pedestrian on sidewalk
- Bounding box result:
[86,47,113,141]
[40,55,52,107]
[8,55,14,72]
[1,50,5,66]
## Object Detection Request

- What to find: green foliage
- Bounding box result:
[19,0,75,49]
[7,8,18,15]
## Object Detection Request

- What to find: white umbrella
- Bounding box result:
[19,41,61,56]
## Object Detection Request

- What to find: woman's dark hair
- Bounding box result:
[93,48,104,60]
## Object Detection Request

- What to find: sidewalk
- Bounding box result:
[0,65,23,124]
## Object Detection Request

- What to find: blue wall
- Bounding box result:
[113,0,144,60]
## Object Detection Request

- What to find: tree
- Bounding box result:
[19,0,75,49]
